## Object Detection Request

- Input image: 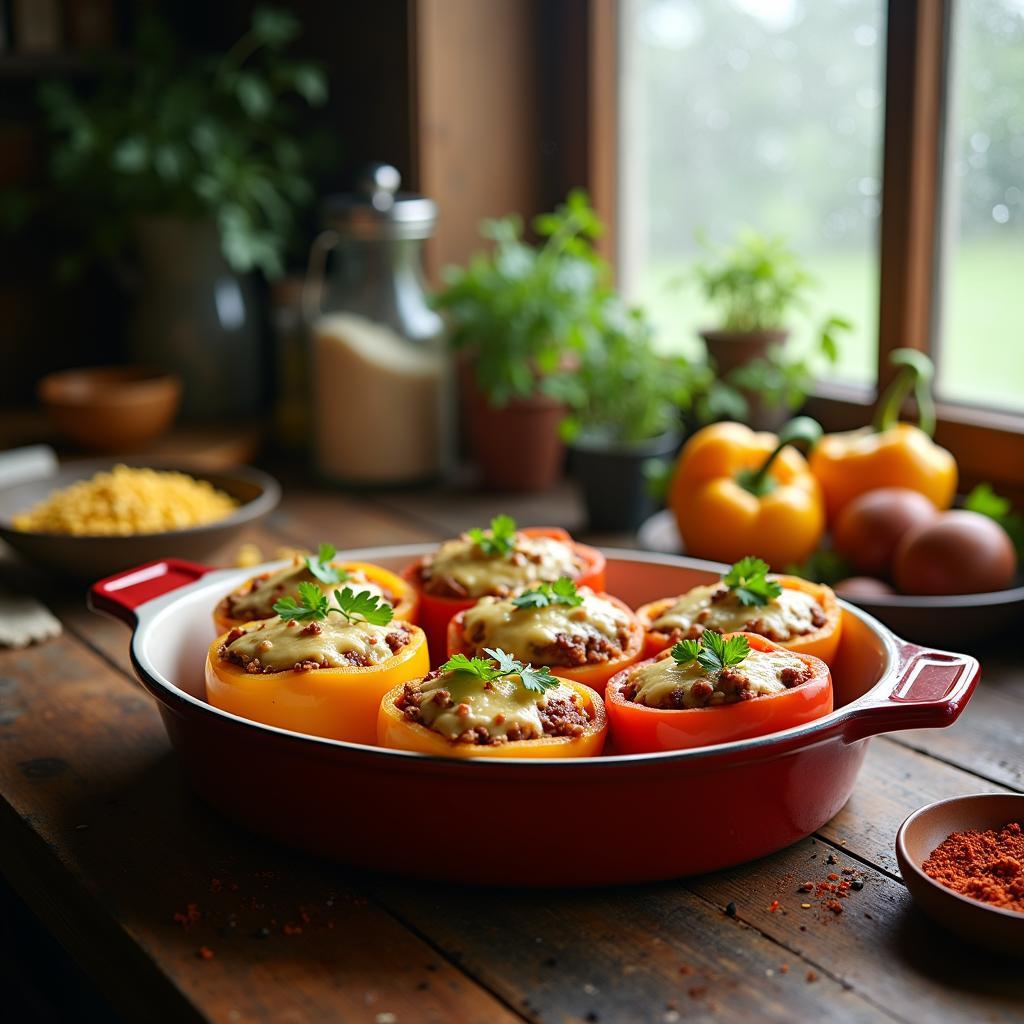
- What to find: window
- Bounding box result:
[618,0,886,383]
[937,0,1024,412]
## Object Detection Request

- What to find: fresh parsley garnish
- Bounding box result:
[467,514,518,557]
[332,587,394,626]
[272,581,393,626]
[439,647,560,694]
[273,581,330,621]
[723,556,782,607]
[305,542,349,586]
[671,632,750,674]
[511,577,583,609]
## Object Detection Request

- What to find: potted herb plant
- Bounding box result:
[692,229,850,430]
[433,190,607,492]
[555,299,697,532]
[35,8,327,418]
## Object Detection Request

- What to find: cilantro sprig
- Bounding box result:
[439,647,560,694]
[671,632,750,674]
[467,514,518,557]
[722,556,782,607]
[511,577,583,610]
[273,582,393,627]
[305,542,349,587]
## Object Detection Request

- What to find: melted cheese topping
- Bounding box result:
[461,589,630,659]
[422,533,585,599]
[651,585,823,641]
[230,561,386,620]
[628,648,807,709]
[415,671,582,742]
[221,615,401,672]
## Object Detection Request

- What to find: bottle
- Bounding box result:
[305,163,448,486]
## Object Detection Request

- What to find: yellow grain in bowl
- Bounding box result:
[12,464,239,536]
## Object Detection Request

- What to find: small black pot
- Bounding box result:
[569,429,682,534]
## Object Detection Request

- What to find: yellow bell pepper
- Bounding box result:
[809,349,957,521]
[669,418,825,570]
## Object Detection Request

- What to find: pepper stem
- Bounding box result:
[738,416,823,497]
[873,348,937,437]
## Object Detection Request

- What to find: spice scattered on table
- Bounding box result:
[922,821,1024,912]
[196,946,215,960]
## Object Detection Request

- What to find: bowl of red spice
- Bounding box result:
[896,793,1024,955]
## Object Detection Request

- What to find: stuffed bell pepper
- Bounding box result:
[637,556,841,665]
[206,581,428,744]
[606,631,833,754]
[402,515,606,662]
[446,578,643,694]
[214,542,418,634]
[378,648,607,758]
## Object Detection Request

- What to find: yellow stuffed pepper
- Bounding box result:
[206,582,429,744]
[669,417,825,570]
[810,349,957,521]
[213,542,418,635]
[377,649,607,759]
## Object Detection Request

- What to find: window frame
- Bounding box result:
[586,0,1024,496]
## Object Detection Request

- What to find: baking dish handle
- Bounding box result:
[842,640,980,743]
[88,559,214,627]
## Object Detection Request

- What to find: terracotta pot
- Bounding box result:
[699,327,789,377]
[700,327,792,431]
[460,365,566,492]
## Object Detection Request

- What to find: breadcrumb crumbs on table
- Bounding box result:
[13,464,237,536]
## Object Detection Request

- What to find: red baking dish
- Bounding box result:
[89,546,980,886]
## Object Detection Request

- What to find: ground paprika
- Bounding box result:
[922,821,1024,912]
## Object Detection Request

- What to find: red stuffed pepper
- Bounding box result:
[402,515,605,663]
[606,631,832,754]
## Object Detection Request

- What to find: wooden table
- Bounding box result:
[2,483,1022,1024]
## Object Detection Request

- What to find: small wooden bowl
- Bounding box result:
[39,366,182,452]
[896,793,1024,955]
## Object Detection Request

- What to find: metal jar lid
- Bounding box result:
[319,163,437,241]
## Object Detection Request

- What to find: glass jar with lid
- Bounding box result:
[304,164,449,486]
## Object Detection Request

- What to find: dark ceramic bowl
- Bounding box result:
[896,793,1024,955]
[637,508,1024,649]
[0,458,280,578]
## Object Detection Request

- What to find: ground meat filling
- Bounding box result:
[219,619,411,673]
[622,648,813,710]
[418,533,585,600]
[398,669,591,746]
[651,584,827,644]
[223,561,391,622]
[460,590,633,668]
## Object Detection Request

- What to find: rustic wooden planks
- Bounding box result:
[2,488,1022,1024]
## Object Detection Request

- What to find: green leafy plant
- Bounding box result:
[35,7,327,279]
[965,483,1024,558]
[434,189,609,407]
[466,515,518,557]
[552,297,702,444]
[511,578,584,610]
[671,632,750,673]
[691,228,852,420]
[440,649,560,694]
